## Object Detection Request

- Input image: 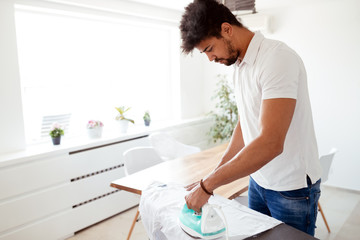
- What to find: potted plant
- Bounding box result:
[143,111,151,126]
[49,122,64,145]
[115,106,134,133]
[86,120,104,139]
[208,74,238,143]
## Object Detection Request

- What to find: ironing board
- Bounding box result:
[110,143,319,240]
[139,182,282,240]
[110,143,249,199]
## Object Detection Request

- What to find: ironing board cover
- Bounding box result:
[139,182,282,240]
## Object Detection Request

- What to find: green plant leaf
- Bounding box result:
[115,106,133,122]
[207,75,238,143]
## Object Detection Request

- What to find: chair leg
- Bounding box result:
[318,202,331,233]
[127,209,140,240]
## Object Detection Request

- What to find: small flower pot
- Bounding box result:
[52,136,61,145]
[144,119,151,127]
[118,120,129,133]
[87,127,103,139]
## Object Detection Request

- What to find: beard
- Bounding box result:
[215,38,240,66]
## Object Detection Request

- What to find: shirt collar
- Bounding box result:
[236,31,264,67]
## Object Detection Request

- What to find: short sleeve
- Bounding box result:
[259,48,300,100]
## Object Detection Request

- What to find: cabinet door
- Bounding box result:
[0,154,71,200]
[0,136,149,201]
[0,191,139,240]
[0,135,149,239]
[0,167,126,233]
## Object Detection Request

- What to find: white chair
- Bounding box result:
[149,132,201,161]
[318,148,337,233]
[123,146,163,240]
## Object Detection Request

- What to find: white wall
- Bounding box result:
[199,0,360,191]
[179,52,205,118]
[0,0,26,154]
[180,52,234,118]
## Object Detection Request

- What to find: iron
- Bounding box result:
[178,203,227,239]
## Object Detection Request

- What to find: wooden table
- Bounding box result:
[110,143,249,200]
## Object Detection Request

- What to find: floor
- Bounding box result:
[67,185,360,240]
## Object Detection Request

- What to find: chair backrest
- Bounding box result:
[123,146,164,175]
[41,113,72,138]
[149,132,201,161]
[319,148,337,183]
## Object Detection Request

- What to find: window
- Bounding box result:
[15,4,180,143]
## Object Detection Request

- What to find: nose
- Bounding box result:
[205,52,216,62]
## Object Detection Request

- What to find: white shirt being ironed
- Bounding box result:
[233,32,321,191]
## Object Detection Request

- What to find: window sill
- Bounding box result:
[0,117,211,168]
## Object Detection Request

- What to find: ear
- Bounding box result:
[221,22,233,37]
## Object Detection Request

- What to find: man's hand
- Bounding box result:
[184,182,211,213]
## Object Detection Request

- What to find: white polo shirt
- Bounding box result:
[233,32,321,191]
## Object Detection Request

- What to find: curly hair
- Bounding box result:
[179,0,242,54]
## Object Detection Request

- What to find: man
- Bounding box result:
[179,0,322,236]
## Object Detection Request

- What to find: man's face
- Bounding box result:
[196,36,239,66]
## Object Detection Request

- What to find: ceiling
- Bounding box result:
[125,0,305,11]
[126,0,193,10]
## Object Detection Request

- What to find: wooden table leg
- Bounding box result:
[127,209,140,240]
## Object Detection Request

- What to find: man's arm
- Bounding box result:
[185,98,296,212]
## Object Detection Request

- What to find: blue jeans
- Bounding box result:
[248,176,321,236]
